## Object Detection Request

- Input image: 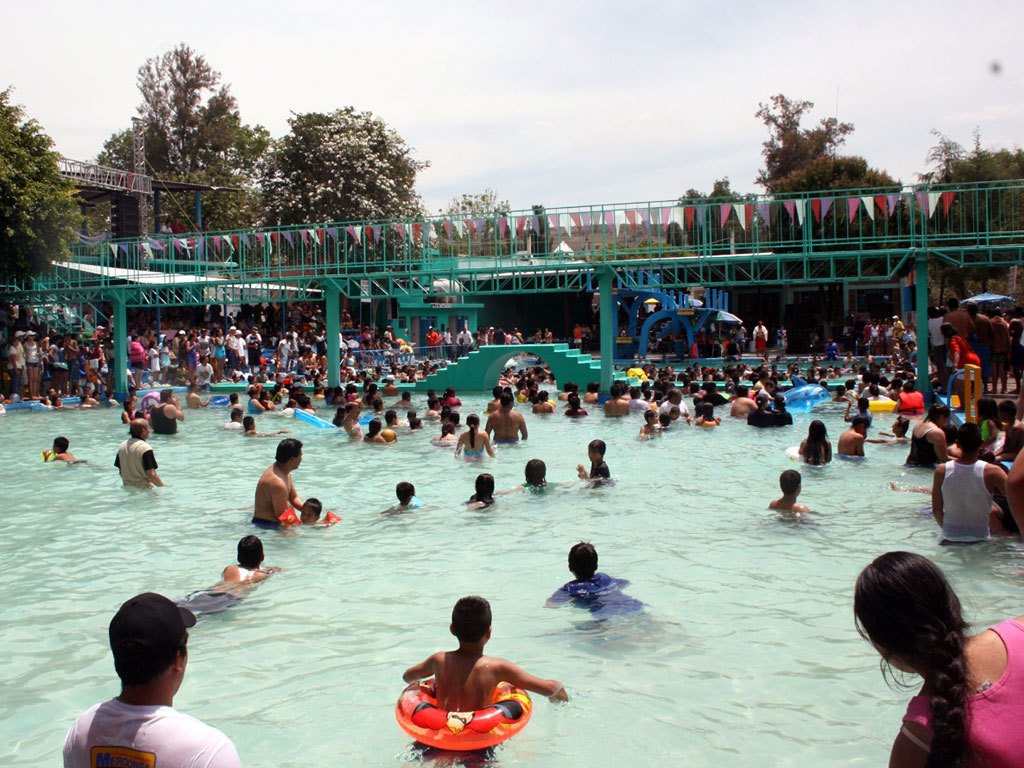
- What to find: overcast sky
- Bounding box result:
[5,0,1022,214]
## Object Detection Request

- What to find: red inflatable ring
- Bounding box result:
[395,679,532,751]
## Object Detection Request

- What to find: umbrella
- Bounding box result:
[713,310,743,324]
[963,292,1013,304]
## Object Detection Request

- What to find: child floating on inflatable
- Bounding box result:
[547,542,644,617]
[402,595,568,711]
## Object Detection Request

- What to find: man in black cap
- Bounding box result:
[63,593,241,768]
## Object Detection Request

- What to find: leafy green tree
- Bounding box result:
[771,155,896,194]
[96,44,270,230]
[260,107,428,225]
[0,88,77,285]
[755,94,855,192]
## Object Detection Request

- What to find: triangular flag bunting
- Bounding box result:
[821,197,834,218]
[625,209,638,233]
[862,196,876,221]
[941,192,956,215]
[916,193,930,216]
[695,205,707,228]
[661,207,672,227]
[300,230,309,246]
[928,192,941,218]
[683,206,694,229]
[847,197,860,219]
[443,221,452,240]
[570,213,583,232]
[282,231,294,247]
[886,194,899,217]
[783,200,796,222]
[811,199,822,223]
[757,202,771,227]
[795,202,805,226]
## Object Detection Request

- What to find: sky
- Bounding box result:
[5,0,1023,214]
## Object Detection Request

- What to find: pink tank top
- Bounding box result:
[903,619,1024,767]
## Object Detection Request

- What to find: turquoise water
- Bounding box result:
[3,397,1022,767]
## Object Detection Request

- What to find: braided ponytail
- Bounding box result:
[924,627,970,768]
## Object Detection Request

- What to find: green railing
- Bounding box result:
[20,179,1024,294]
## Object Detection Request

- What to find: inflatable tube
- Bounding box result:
[868,399,897,413]
[396,680,532,751]
[785,446,801,462]
[294,410,337,429]
[139,392,161,414]
[626,367,648,381]
[781,384,829,414]
[358,413,375,427]
[209,395,229,407]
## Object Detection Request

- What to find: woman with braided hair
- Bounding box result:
[855,551,1024,767]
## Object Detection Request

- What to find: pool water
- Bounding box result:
[3,397,1022,767]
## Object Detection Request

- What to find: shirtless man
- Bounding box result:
[838,415,885,457]
[253,438,304,526]
[185,383,209,409]
[769,469,811,514]
[484,386,503,414]
[485,392,527,442]
[603,381,630,416]
[729,384,758,418]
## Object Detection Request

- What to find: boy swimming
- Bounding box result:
[402,596,568,711]
[576,439,610,483]
[41,436,77,463]
[176,535,280,615]
[769,469,811,514]
[547,542,644,616]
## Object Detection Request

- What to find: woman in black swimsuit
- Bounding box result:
[906,403,950,468]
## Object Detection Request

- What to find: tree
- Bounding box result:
[755,94,855,192]
[771,155,897,194]
[445,189,509,216]
[0,88,78,285]
[95,44,270,230]
[260,107,429,225]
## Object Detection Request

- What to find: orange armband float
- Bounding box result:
[396,679,532,751]
[324,511,341,525]
[278,508,300,526]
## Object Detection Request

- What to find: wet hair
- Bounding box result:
[53,436,69,453]
[237,535,264,569]
[473,473,495,502]
[803,420,831,465]
[893,416,910,438]
[567,393,582,410]
[699,402,715,420]
[230,407,243,422]
[466,413,480,445]
[998,399,1017,418]
[243,416,256,431]
[568,541,598,580]
[735,384,749,398]
[384,409,398,426]
[525,458,547,486]
[658,412,671,427]
[396,481,415,503]
[302,498,323,520]
[333,407,346,427]
[440,422,455,437]
[857,397,870,412]
[851,415,869,430]
[499,392,514,407]
[855,552,969,768]
[956,422,982,453]
[492,386,503,398]
[927,403,952,423]
[451,595,492,644]
[588,438,606,457]
[160,388,173,402]
[366,418,382,438]
[779,469,801,495]
[275,438,303,463]
[407,412,422,430]
[586,382,600,393]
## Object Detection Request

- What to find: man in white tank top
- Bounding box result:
[932,422,1007,542]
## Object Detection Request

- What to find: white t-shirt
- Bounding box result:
[928,317,945,348]
[149,347,161,372]
[63,698,241,768]
[196,363,214,386]
[658,398,691,418]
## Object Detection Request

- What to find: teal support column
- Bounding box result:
[325,280,341,388]
[915,252,931,395]
[598,267,615,390]
[111,292,129,399]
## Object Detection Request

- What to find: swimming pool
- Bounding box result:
[3,397,1021,766]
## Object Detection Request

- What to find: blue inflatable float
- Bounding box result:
[294,410,337,429]
[782,380,830,414]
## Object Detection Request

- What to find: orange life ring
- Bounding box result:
[395,679,532,751]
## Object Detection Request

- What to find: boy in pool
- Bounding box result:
[298,497,340,525]
[243,416,291,438]
[547,541,644,616]
[402,596,568,710]
[395,481,423,509]
[41,436,77,463]
[769,469,811,514]
[577,439,610,483]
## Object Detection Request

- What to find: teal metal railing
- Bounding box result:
[19,179,1024,294]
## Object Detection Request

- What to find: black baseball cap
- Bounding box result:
[109,593,196,661]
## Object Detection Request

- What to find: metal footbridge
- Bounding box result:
[8,178,1024,395]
